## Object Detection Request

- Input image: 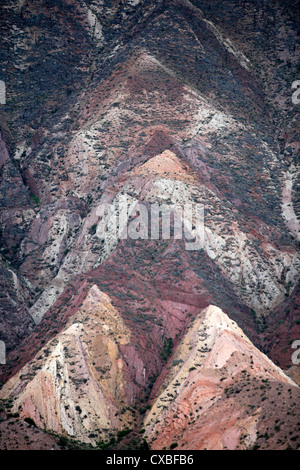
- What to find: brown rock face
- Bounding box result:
[0,0,299,450]
[144,306,300,450]
[0,286,140,442]
[0,418,62,451]
[1,303,299,450]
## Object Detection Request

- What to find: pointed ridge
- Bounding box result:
[132,149,196,183]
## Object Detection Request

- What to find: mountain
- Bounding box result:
[0,301,299,450]
[0,0,299,450]
[144,305,299,451]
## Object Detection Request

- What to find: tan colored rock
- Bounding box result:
[0,285,135,444]
[144,305,299,450]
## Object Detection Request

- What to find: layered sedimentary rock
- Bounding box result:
[144,305,300,450]
[1,303,299,450]
[0,0,298,359]
[0,285,136,443]
[0,0,299,450]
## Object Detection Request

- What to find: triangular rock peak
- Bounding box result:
[133,149,195,183]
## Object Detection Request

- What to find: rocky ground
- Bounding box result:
[0,0,299,450]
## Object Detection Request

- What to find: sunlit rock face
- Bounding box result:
[1,303,299,450]
[0,0,299,450]
[0,286,137,444]
[144,305,300,450]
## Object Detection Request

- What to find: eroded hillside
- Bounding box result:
[0,0,299,450]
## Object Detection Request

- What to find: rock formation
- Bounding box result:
[0,0,299,450]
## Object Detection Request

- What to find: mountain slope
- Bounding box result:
[0,285,137,443]
[0,302,299,450]
[144,305,300,450]
[0,0,299,451]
